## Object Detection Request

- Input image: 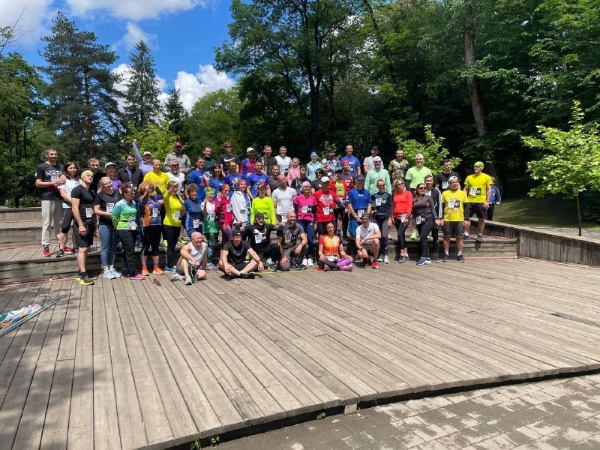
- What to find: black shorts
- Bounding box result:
[231,261,248,271]
[61,208,74,233]
[73,221,95,248]
[466,203,485,219]
[443,221,464,237]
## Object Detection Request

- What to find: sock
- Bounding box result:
[457,251,463,256]
[445,252,449,256]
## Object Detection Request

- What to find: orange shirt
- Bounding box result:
[392,190,413,219]
[319,234,341,257]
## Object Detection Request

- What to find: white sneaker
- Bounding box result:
[103,270,116,280]
[384,255,389,264]
[171,274,182,282]
[377,257,383,262]
[185,275,193,285]
[307,258,314,266]
[301,258,308,266]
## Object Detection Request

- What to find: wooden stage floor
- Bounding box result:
[1,258,600,449]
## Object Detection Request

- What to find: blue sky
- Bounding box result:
[1,0,236,110]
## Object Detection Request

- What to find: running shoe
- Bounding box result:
[476,234,484,243]
[410,232,418,241]
[403,255,410,263]
[371,262,379,269]
[64,247,74,255]
[340,265,353,272]
[79,276,95,286]
[267,264,278,272]
[171,274,183,282]
[383,255,389,264]
[425,257,432,264]
[178,238,187,245]
[462,233,470,240]
[103,270,116,280]
[153,266,164,275]
[56,249,65,258]
[442,254,449,262]
[457,254,466,263]
[130,274,145,281]
[141,266,150,276]
[240,272,255,279]
[416,257,427,266]
[185,275,193,285]
[362,257,369,267]
[377,257,383,262]
[307,258,314,267]
[206,263,218,271]
[162,240,168,247]
[42,246,52,257]
[290,263,300,270]
[109,269,121,278]
[398,256,406,264]
[394,254,401,262]
[301,258,308,266]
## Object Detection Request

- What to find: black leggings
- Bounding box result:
[258,243,282,263]
[117,229,139,275]
[141,226,161,257]
[416,216,434,258]
[163,225,180,267]
[394,218,409,250]
[431,224,440,257]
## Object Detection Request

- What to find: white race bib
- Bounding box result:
[375,199,382,206]
[173,211,180,220]
[226,204,232,212]
[129,220,137,230]
[442,181,448,189]
[301,205,309,214]
[152,207,159,218]
[415,216,423,225]
[449,199,460,209]
[254,233,263,244]
[193,219,200,228]
[357,209,365,218]
[281,215,288,224]
[85,208,93,218]
[469,188,481,196]
[106,203,114,213]
[323,207,332,215]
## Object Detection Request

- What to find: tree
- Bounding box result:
[164,85,188,142]
[124,41,161,130]
[398,125,461,176]
[125,118,178,161]
[39,12,123,162]
[524,102,600,236]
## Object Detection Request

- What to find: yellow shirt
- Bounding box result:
[442,189,468,222]
[143,171,171,196]
[464,173,492,203]
[163,193,183,227]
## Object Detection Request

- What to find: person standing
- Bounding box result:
[112,186,145,280]
[371,180,393,264]
[240,147,257,175]
[218,141,240,174]
[144,159,171,195]
[164,141,192,175]
[405,153,433,240]
[441,176,468,262]
[463,161,493,243]
[412,183,442,266]
[36,147,66,257]
[70,170,96,285]
[339,144,361,177]
[94,177,122,279]
[363,146,381,173]
[117,154,144,191]
[272,175,297,224]
[275,146,292,176]
[260,145,277,175]
[202,147,216,173]
[364,156,392,194]
[132,139,153,175]
[435,159,460,193]
[57,161,80,258]
[388,148,409,183]
[306,152,322,182]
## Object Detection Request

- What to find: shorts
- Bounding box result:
[73,221,95,248]
[466,203,485,219]
[231,261,249,271]
[443,221,464,237]
[60,208,74,233]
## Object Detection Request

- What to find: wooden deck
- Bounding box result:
[1,258,600,449]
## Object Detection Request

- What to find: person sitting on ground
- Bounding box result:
[171,231,208,284]
[219,228,263,279]
[244,212,281,270]
[355,213,382,269]
[277,211,309,270]
[318,222,353,271]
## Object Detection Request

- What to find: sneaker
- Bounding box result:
[103,270,116,280]
[403,255,410,262]
[301,258,308,266]
[340,265,353,272]
[425,257,432,264]
[171,274,183,282]
[109,269,121,278]
[79,276,95,286]
[240,272,255,279]
[398,256,406,264]
[416,257,427,266]
[185,275,193,285]
[476,234,484,243]
[290,264,300,271]
[433,256,441,263]
[371,262,379,269]
[410,232,418,241]
[267,264,278,272]
[42,246,51,257]
[377,257,383,262]
[457,254,466,263]
[394,254,401,262]
[383,255,389,264]
[463,233,470,240]
[56,249,65,258]
[164,266,174,273]
[141,266,150,276]
[442,254,449,262]
[206,263,218,271]
[178,238,187,245]
[153,266,164,275]
[64,247,74,255]
[130,274,145,281]
[362,257,369,267]
[307,258,314,267]
[162,240,168,247]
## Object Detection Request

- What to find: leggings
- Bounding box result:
[374,216,390,258]
[117,229,139,275]
[220,223,233,247]
[205,232,217,262]
[416,216,434,258]
[141,225,161,258]
[431,224,440,257]
[297,219,315,259]
[394,218,409,251]
[163,225,180,267]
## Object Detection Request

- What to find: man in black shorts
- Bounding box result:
[244,213,281,270]
[71,170,97,285]
[219,228,263,279]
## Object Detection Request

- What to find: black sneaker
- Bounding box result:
[476,234,484,243]
[56,249,65,258]
[79,276,95,286]
[442,254,449,262]
[457,254,466,263]
[240,272,255,279]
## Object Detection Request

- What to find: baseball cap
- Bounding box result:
[173,142,182,149]
[247,147,255,153]
[321,176,330,182]
[258,181,268,188]
[334,166,342,173]
[142,151,152,156]
[448,176,459,182]
[105,162,116,168]
[373,156,382,162]
[474,161,485,168]
[231,229,242,237]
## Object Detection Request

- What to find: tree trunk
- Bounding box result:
[576,193,582,236]
[464,14,486,138]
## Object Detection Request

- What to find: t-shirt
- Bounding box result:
[70,185,95,223]
[201,201,218,233]
[188,169,207,202]
[388,159,409,182]
[167,172,186,195]
[184,198,203,232]
[339,156,361,177]
[277,223,305,249]
[405,166,432,190]
[218,153,241,173]
[244,224,276,252]
[436,171,460,192]
[36,162,64,201]
[215,194,234,226]
[371,192,392,218]
[223,240,251,265]
[139,195,163,227]
[314,190,340,223]
[275,155,292,175]
[272,187,296,216]
[294,194,317,221]
[356,222,380,242]
[319,234,341,257]
[442,189,468,222]
[464,173,493,203]
[225,173,246,191]
[144,171,171,196]
[95,190,121,226]
[58,178,80,209]
[163,193,183,226]
[392,190,413,219]
[347,188,371,218]
[247,172,270,197]
[250,196,276,225]
[112,199,138,230]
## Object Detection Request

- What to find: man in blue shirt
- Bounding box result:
[188,157,209,202]
[345,175,371,255]
[339,144,362,177]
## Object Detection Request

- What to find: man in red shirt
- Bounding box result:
[314,176,347,236]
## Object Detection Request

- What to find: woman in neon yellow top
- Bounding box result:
[163,181,184,271]
[250,182,276,225]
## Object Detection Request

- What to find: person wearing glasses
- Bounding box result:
[392,179,413,263]
[112,186,144,280]
[405,153,432,240]
[412,183,442,266]
[164,141,191,175]
[218,141,240,174]
[371,180,393,264]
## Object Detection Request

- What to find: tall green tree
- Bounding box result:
[39,12,123,162]
[125,41,161,130]
[164,85,188,142]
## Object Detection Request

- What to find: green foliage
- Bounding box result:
[165,85,188,142]
[316,411,327,420]
[396,125,461,175]
[125,41,161,130]
[209,435,220,446]
[125,118,179,161]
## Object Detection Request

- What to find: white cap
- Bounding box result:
[246,147,255,153]
[321,176,330,182]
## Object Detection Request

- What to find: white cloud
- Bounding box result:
[173,64,235,111]
[120,22,157,51]
[0,1,54,49]
[112,62,168,112]
[66,0,207,21]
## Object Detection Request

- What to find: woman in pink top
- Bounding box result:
[215,184,234,245]
[293,181,317,266]
[287,157,301,185]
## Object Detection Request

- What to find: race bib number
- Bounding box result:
[375,198,382,206]
[129,220,137,230]
[284,233,291,243]
[357,209,365,218]
[209,213,216,221]
[152,207,159,218]
[254,233,263,244]
[85,208,93,219]
[327,255,336,261]
[324,207,332,215]
[469,188,482,196]
[173,211,180,220]
[301,205,309,214]
[281,215,288,224]
[106,203,114,213]
[400,214,407,222]
[442,181,448,189]
[415,216,423,225]
[193,219,200,228]
[226,204,232,212]
[448,199,460,209]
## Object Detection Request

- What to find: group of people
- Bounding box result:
[35,142,501,285]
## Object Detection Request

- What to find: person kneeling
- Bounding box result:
[355,213,381,269]
[277,211,308,271]
[218,228,263,279]
[172,231,208,284]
